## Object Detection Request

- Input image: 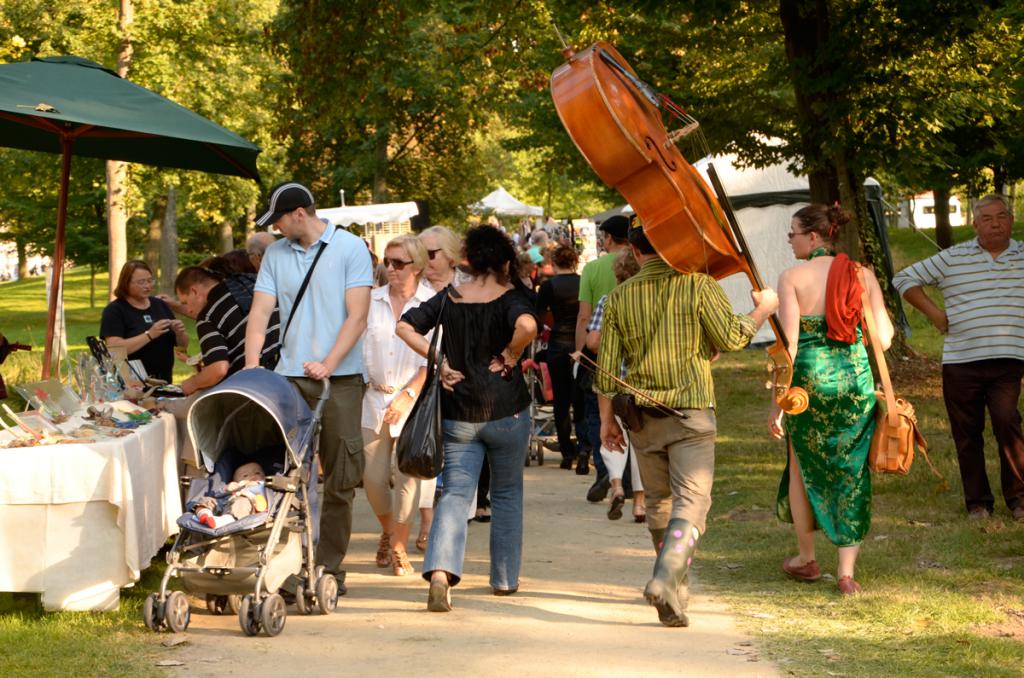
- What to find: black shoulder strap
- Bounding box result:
[280,228,336,348]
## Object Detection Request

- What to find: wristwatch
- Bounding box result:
[402,387,418,398]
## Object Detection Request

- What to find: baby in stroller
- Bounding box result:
[193,461,269,529]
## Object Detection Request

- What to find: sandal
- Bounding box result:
[392,548,414,577]
[782,556,821,582]
[375,533,392,568]
[633,505,646,523]
[415,534,428,553]
[837,576,862,595]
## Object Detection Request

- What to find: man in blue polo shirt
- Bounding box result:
[245,181,373,592]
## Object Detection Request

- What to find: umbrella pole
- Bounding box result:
[42,137,73,380]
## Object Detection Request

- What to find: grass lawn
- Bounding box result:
[1,224,1023,675]
[701,222,1024,676]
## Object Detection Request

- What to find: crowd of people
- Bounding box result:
[97,182,1024,628]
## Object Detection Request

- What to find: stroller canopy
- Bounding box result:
[187,369,313,473]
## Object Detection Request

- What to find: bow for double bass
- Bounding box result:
[549,39,808,414]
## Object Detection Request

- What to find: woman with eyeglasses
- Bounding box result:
[768,204,893,595]
[361,235,437,577]
[419,225,462,292]
[397,224,538,611]
[101,260,188,383]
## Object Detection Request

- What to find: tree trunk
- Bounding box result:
[245,205,256,241]
[372,133,389,202]
[106,0,134,301]
[160,187,178,295]
[779,0,839,205]
[993,164,1008,196]
[145,193,166,280]
[933,186,953,249]
[219,219,234,254]
[16,239,28,280]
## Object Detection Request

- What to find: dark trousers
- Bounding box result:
[583,390,608,478]
[291,375,366,577]
[942,359,1024,511]
[546,343,584,460]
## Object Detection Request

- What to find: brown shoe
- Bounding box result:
[1012,505,1024,522]
[968,507,992,520]
[782,556,821,582]
[376,533,392,568]
[392,548,414,576]
[837,576,862,595]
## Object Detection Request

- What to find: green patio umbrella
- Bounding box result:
[0,56,262,378]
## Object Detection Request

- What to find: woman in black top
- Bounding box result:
[536,245,584,470]
[397,225,538,612]
[100,260,188,383]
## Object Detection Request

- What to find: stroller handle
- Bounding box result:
[318,377,331,401]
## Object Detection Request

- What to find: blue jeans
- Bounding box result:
[423,409,531,589]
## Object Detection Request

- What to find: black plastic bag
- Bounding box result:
[396,292,447,480]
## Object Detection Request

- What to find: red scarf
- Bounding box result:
[825,253,864,344]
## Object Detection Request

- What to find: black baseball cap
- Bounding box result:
[255,181,316,227]
[599,214,630,239]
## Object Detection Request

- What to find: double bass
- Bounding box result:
[550,41,808,414]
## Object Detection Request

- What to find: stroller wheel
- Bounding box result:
[294,583,312,615]
[260,593,287,637]
[163,591,191,633]
[142,593,163,631]
[238,594,259,636]
[535,440,545,466]
[315,573,339,615]
[226,594,242,616]
[206,594,226,616]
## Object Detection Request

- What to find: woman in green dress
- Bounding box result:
[768,204,894,594]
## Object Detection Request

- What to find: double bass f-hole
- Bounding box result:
[644,137,678,171]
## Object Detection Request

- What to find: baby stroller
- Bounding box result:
[142,369,337,637]
[521,333,556,467]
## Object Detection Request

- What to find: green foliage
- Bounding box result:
[0,1,285,268]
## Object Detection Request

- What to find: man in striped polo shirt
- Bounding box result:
[893,193,1024,522]
[595,222,778,627]
[174,265,281,395]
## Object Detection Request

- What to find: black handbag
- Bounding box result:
[396,292,448,480]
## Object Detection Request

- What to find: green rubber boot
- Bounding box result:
[644,518,699,627]
[649,527,665,555]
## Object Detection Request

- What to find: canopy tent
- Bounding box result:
[0,56,262,378]
[472,186,544,217]
[315,201,419,227]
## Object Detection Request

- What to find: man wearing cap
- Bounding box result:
[574,214,632,495]
[596,222,778,627]
[244,181,373,592]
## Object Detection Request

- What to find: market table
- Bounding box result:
[0,412,181,610]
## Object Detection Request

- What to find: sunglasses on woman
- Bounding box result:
[383,257,414,270]
[426,248,443,260]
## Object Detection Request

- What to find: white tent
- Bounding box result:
[693,153,810,344]
[472,186,544,217]
[316,201,419,227]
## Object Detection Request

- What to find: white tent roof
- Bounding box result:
[693,152,811,344]
[316,201,419,227]
[472,186,544,217]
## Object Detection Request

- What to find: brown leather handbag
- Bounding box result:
[859,273,941,480]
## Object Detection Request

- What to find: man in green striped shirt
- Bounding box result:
[596,223,777,628]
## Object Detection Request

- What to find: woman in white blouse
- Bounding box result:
[362,235,437,576]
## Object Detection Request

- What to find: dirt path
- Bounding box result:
[166,463,777,677]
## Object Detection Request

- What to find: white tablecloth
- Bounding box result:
[0,413,181,610]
